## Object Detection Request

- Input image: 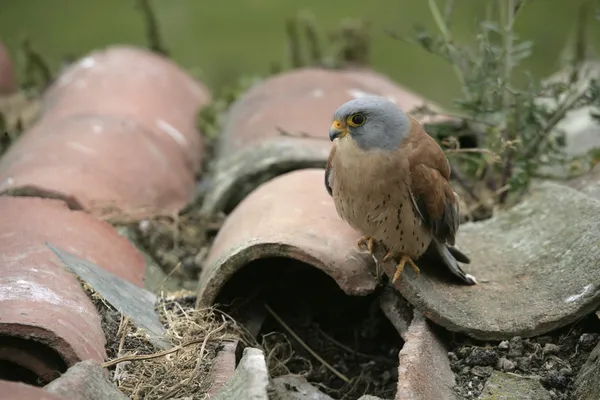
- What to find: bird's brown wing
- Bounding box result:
[324,143,337,197]
[404,116,460,245]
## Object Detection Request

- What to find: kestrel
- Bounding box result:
[325,96,476,285]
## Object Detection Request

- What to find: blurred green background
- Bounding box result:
[0,0,598,108]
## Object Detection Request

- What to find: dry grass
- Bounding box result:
[85,286,253,400]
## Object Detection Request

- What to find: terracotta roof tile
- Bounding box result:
[0,46,210,220]
[0,197,147,385]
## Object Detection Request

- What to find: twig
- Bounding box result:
[300,11,323,65]
[286,17,303,68]
[264,303,351,383]
[445,147,499,158]
[523,87,589,159]
[443,0,455,26]
[276,126,329,140]
[101,322,228,368]
[449,161,481,203]
[428,0,467,96]
[136,0,169,56]
[151,261,182,294]
[21,38,53,90]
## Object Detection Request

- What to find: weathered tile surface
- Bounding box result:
[479,371,551,400]
[0,197,145,383]
[212,347,269,400]
[394,181,600,340]
[0,46,210,220]
[397,313,457,400]
[206,341,240,398]
[197,168,377,307]
[0,381,67,400]
[202,67,441,215]
[573,340,600,400]
[44,360,128,400]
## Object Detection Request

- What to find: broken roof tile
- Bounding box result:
[0,381,67,400]
[397,313,457,400]
[0,196,145,384]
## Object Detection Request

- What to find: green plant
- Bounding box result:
[392,0,600,209]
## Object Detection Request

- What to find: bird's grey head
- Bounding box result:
[328,95,411,151]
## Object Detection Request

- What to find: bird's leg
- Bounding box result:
[356,235,375,256]
[391,255,421,284]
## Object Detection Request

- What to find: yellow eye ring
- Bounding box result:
[347,113,366,127]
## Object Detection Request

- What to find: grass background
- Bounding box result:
[0,0,598,108]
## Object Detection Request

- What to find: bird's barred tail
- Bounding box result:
[431,238,477,285]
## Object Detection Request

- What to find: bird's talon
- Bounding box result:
[382,251,394,263]
[391,255,420,284]
[407,258,421,276]
[357,235,375,256]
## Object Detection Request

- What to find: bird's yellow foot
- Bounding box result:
[391,254,420,284]
[357,235,375,256]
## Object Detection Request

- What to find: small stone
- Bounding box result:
[516,357,531,371]
[269,375,334,400]
[537,336,553,346]
[579,333,599,351]
[498,340,509,350]
[456,346,471,358]
[479,371,551,400]
[448,351,458,362]
[497,357,515,372]
[466,347,499,367]
[542,370,570,391]
[471,366,493,378]
[543,343,560,355]
[509,337,524,357]
[558,367,572,377]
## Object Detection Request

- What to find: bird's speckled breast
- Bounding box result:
[331,138,432,258]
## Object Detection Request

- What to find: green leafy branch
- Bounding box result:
[391,0,600,211]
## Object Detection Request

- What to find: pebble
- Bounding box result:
[509,336,524,357]
[497,357,515,372]
[543,369,570,390]
[466,347,499,367]
[578,333,599,350]
[448,351,458,362]
[543,343,560,355]
[471,366,493,378]
[516,357,530,371]
[498,340,509,350]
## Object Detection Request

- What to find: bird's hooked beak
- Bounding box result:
[329,119,348,141]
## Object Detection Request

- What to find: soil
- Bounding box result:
[123,207,224,280]
[449,313,600,399]
[216,258,402,400]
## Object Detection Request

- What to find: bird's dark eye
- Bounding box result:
[348,113,366,126]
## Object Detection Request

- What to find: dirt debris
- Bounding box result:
[123,208,225,281]
[215,258,402,400]
[449,314,600,399]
